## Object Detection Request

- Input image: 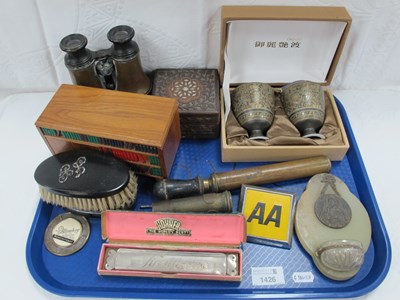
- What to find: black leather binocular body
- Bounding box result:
[60,25,151,94]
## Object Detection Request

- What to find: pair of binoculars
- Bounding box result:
[60,25,151,94]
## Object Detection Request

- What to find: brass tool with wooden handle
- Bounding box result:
[153,156,331,200]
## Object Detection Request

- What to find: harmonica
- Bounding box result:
[104,248,238,276]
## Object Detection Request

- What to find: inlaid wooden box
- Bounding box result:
[35,84,181,178]
[152,69,220,139]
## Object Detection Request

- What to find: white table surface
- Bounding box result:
[0,89,398,300]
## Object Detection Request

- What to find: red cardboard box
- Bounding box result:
[98,211,246,281]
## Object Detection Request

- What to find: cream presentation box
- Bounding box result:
[219,6,352,162]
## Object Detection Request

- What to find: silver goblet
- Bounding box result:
[231,82,275,140]
[281,81,326,139]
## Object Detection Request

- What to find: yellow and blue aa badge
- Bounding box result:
[239,185,296,249]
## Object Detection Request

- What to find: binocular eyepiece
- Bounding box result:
[60,25,151,94]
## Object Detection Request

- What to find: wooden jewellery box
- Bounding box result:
[152,69,221,139]
[97,211,246,282]
[219,6,352,162]
[35,84,181,178]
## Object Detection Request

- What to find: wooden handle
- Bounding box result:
[210,156,331,192]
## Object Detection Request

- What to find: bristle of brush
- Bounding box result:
[39,170,138,213]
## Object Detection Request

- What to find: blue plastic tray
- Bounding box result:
[26,99,391,299]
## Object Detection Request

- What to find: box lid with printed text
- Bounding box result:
[101,211,246,248]
[219,6,352,87]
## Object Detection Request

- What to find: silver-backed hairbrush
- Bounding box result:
[34,150,138,215]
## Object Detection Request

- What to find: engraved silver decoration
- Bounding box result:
[58,156,86,183]
[316,240,365,273]
[281,80,325,139]
[104,248,238,276]
[231,82,275,140]
[58,164,74,183]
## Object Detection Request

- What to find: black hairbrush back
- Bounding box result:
[34,150,137,214]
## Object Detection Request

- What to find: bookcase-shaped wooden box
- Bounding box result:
[35,84,181,178]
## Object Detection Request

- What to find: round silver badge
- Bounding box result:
[44,212,90,256]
